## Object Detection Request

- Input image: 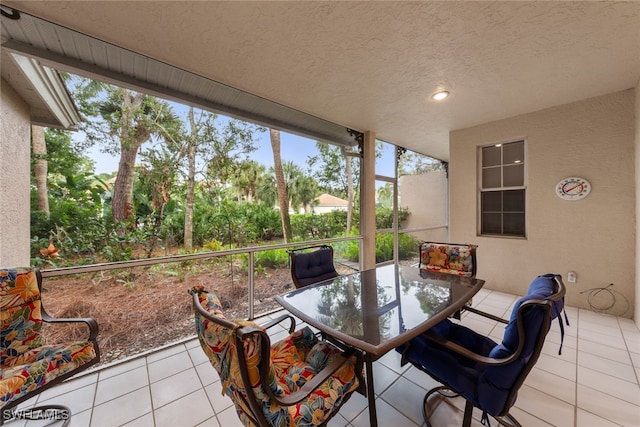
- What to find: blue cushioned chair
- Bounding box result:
[397,274,567,427]
[288,245,339,289]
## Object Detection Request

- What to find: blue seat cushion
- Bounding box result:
[399,274,561,417]
[399,319,497,408]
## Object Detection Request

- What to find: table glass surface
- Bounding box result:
[276,264,484,355]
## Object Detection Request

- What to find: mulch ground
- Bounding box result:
[40,259,355,366]
[41,260,292,365]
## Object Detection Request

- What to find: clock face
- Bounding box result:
[556,177,591,200]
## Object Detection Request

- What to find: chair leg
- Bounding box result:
[422,390,523,427]
[461,400,473,427]
[422,385,476,427]
[422,385,462,427]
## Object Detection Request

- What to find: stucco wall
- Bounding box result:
[0,78,31,267]
[636,80,640,324]
[399,171,449,242]
[450,89,635,317]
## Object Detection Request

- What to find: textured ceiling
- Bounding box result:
[3,1,639,160]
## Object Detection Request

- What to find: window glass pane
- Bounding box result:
[375,179,394,229]
[482,167,501,189]
[482,146,501,167]
[503,141,524,164]
[376,141,395,178]
[481,213,502,234]
[375,232,394,263]
[479,140,526,238]
[503,190,525,212]
[481,191,502,212]
[503,213,525,236]
[503,164,524,187]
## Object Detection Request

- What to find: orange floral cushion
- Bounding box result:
[0,341,97,407]
[191,286,360,426]
[1,268,98,409]
[420,243,476,277]
[1,269,44,366]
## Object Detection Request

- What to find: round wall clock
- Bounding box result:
[555,177,591,200]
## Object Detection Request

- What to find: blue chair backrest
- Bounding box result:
[291,246,338,288]
[478,274,563,415]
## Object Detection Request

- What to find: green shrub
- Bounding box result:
[254,248,289,269]
[334,238,360,262]
[375,207,410,229]
[236,203,282,241]
[291,211,349,240]
[334,232,418,263]
[203,239,224,252]
[375,234,394,263]
[398,233,419,259]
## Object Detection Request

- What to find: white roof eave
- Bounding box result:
[8,51,81,130]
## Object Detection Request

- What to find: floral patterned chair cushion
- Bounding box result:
[419,242,478,277]
[190,286,362,427]
[0,268,99,411]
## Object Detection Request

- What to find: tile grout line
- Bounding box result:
[87,371,100,426]
[617,316,640,388]
[186,341,221,426]
[144,353,157,427]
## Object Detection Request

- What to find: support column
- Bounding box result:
[360,131,376,270]
[0,79,31,267]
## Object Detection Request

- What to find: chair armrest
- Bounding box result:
[423,299,547,366]
[261,314,296,333]
[423,330,519,366]
[269,348,361,406]
[462,306,509,324]
[42,313,99,341]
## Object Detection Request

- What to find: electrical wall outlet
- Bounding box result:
[567,271,577,283]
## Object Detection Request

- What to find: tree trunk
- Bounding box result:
[112,146,138,224]
[111,92,149,226]
[270,129,292,242]
[184,141,196,251]
[345,154,353,233]
[31,125,49,218]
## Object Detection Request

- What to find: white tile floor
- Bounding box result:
[10,288,640,426]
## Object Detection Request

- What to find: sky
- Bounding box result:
[67,73,400,180]
[84,113,397,178]
[86,127,324,175]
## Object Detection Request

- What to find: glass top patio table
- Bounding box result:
[275,263,485,357]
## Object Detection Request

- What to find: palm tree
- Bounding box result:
[230,160,266,202]
[377,183,393,208]
[283,161,318,213]
[269,128,292,242]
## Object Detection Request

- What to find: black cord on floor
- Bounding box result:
[579,283,630,317]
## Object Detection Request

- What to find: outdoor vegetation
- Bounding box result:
[30,74,443,364]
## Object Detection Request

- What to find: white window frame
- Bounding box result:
[478,138,527,238]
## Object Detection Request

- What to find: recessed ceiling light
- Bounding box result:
[432,90,450,101]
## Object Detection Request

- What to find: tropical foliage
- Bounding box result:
[29,75,443,268]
